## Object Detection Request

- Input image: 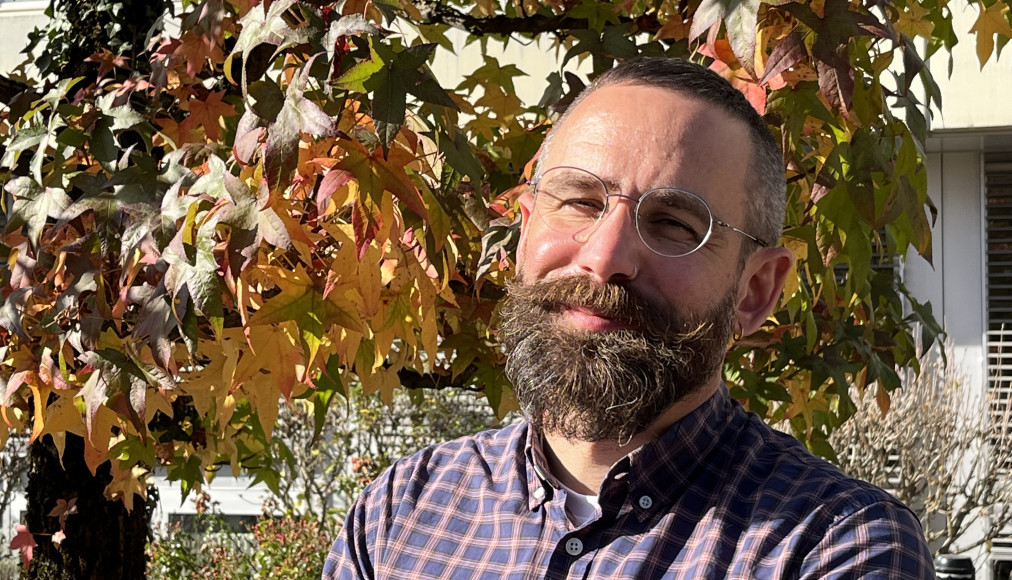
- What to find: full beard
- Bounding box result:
[497,274,736,444]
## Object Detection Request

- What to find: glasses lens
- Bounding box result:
[637,189,713,257]
[533,168,607,234]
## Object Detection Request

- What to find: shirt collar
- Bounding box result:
[522,385,737,514]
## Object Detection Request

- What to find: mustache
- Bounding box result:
[505,274,710,339]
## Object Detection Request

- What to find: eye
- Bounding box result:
[644,211,700,239]
[560,195,605,212]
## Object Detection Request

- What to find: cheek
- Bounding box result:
[516,227,579,280]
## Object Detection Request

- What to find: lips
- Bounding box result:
[559,306,636,331]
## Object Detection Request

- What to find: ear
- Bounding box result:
[734,247,795,335]
[515,190,535,267]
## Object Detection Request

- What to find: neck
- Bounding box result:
[541,381,720,495]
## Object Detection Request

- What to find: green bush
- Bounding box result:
[147,510,334,580]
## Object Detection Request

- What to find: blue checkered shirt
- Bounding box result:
[323,386,933,579]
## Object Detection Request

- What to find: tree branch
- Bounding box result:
[396,366,486,392]
[407,0,663,38]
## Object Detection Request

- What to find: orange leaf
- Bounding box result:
[185,90,237,141]
[336,140,428,221]
[172,31,223,78]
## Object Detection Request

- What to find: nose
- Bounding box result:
[572,197,644,283]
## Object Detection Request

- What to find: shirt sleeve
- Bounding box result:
[322,497,375,580]
[798,500,935,579]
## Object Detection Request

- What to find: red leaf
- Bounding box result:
[760,28,808,87]
[317,169,354,214]
[351,198,380,261]
[9,524,36,570]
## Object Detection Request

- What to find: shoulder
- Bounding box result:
[322,423,530,580]
[736,411,901,510]
[730,413,933,577]
[359,421,528,509]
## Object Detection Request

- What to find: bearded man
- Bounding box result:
[323,57,933,579]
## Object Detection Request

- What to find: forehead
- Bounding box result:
[542,84,752,215]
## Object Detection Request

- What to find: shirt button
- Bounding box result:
[565,538,584,556]
[533,487,545,500]
[638,495,653,509]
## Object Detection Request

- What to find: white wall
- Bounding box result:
[0,1,46,75]
[928,2,1012,130]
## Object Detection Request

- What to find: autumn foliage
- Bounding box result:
[1,0,1011,560]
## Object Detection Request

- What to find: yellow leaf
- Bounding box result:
[358,245,384,318]
[104,464,149,512]
[28,379,48,443]
[243,371,282,441]
[785,379,829,440]
[39,392,85,440]
[249,266,363,366]
[420,307,439,366]
[336,139,428,220]
[969,1,1012,67]
[85,406,121,474]
[377,368,400,406]
[176,340,230,417]
[217,394,237,435]
[238,321,304,401]
[145,388,175,423]
[0,420,7,450]
[895,3,935,39]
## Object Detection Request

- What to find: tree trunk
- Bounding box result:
[22,434,151,580]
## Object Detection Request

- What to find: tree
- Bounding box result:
[2,0,1011,576]
[830,342,1012,556]
[265,386,503,523]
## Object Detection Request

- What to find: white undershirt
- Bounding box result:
[558,481,601,526]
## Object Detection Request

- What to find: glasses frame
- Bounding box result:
[528,166,768,258]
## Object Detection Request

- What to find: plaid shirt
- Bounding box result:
[323,386,933,579]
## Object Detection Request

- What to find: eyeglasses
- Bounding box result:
[529,166,768,258]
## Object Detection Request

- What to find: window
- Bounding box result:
[985,153,1012,474]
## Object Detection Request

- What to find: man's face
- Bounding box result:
[499,83,756,442]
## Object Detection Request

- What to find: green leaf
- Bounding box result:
[691,0,760,74]
[5,177,72,248]
[333,40,385,93]
[0,123,46,168]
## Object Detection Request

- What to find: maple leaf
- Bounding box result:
[5,177,73,249]
[9,524,36,569]
[155,116,200,147]
[264,64,338,189]
[690,0,762,76]
[104,464,149,512]
[173,31,223,78]
[39,392,86,442]
[969,1,1012,67]
[248,266,363,366]
[47,497,79,527]
[336,139,428,220]
[655,14,691,41]
[85,49,130,80]
[895,3,935,40]
[785,380,830,440]
[184,90,238,141]
[235,322,303,416]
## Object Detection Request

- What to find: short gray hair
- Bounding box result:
[537,57,786,249]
